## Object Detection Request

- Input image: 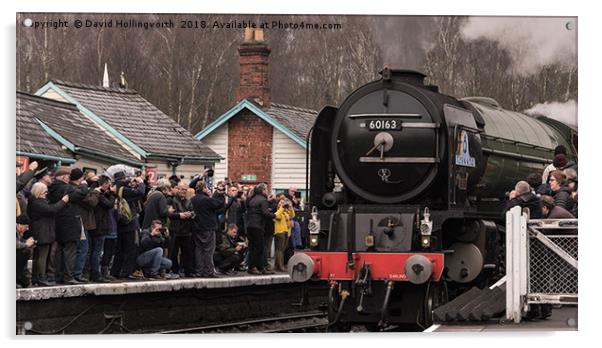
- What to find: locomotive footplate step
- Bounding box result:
[433,286,506,322]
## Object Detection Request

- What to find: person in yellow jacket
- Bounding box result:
[273,197,295,272]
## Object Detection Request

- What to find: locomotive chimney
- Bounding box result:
[380,68,426,87]
[237,28,271,107]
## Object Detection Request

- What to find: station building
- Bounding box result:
[17,80,221,181]
[195,28,317,195]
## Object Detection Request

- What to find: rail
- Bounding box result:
[505,206,578,323]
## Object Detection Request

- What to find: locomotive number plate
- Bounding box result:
[367,119,402,131]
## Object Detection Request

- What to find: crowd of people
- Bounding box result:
[505,144,578,220]
[15,144,577,289]
[16,162,305,288]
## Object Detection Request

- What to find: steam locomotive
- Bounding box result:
[287,68,577,330]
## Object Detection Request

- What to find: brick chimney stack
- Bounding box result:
[237,28,271,107]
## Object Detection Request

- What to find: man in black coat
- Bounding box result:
[141,178,171,229]
[88,176,116,282]
[505,180,542,219]
[110,171,146,279]
[167,181,195,276]
[47,168,89,285]
[225,185,246,236]
[190,181,226,277]
[245,183,276,275]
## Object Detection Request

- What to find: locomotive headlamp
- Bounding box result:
[309,206,320,234]
[420,207,433,236]
[421,236,431,248]
[309,207,320,247]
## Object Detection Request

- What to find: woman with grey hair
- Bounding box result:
[27,182,69,286]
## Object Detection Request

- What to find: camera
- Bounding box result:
[237,191,244,198]
[206,169,214,177]
[158,227,168,236]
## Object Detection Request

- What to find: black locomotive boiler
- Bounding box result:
[287,68,577,330]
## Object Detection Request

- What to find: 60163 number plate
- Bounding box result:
[367,119,402,131]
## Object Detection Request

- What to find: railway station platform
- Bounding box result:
[16,273,329,334]
[17,273,293,301]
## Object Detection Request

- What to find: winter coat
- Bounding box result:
[505,191,543,219]
[547,205,575,219]
[116,181,146,231]
[552,186,575,212]
[139,228,170,252]
[167,195,193,236]
[142,190,169,229]
[91,190,116,236]
[264,199,277,235]
[79,190,99,231]
[226,198,246,232]
[191,191,226,232]
[16,170,35,193]
[27,197,66,245]
[246,194,275,231]
[216,233,246,259]
[47,180,89,243]
[274,206,295,235]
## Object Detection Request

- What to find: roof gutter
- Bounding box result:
[75,147,144,167]
[16,151,76,164]
[146,153,223,163]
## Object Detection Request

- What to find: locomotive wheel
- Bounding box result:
[420,282,448,328]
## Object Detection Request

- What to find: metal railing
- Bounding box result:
[505,206,578,323]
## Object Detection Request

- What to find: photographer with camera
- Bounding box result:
[167,180,195,277]
[110,171,146,280]
[274,197,295,272]
[191,181,226,278]
[136,220,177,279]
[142,178,171,229]
[246,183,276,275]
[224,184,245,235]
[214,224,247,275]
[190,168,215,193]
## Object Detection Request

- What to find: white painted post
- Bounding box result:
[519,210,529,316]
[506,206,523,323]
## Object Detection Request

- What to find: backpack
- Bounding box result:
[117,186,133,224]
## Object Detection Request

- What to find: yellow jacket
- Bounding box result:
[274,206,295,235]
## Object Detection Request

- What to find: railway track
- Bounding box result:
[157,311,329,334]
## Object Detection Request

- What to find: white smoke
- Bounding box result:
[461,17,577,75]
[524,100,578,128]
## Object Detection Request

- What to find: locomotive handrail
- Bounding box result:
[481,133,554,152]
[482,147,552,164]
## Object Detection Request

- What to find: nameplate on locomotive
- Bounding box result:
[455,129,476,167]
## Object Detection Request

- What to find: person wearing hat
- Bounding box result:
[16,214,35,288]
[34,167,53,187]
[47,167,90,285]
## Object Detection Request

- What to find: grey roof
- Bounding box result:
[16,92,75,160]
[263,102,317,140]
[50,80,221,161]
[27,93,141,163]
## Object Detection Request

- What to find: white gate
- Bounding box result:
[505,206,578,323]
